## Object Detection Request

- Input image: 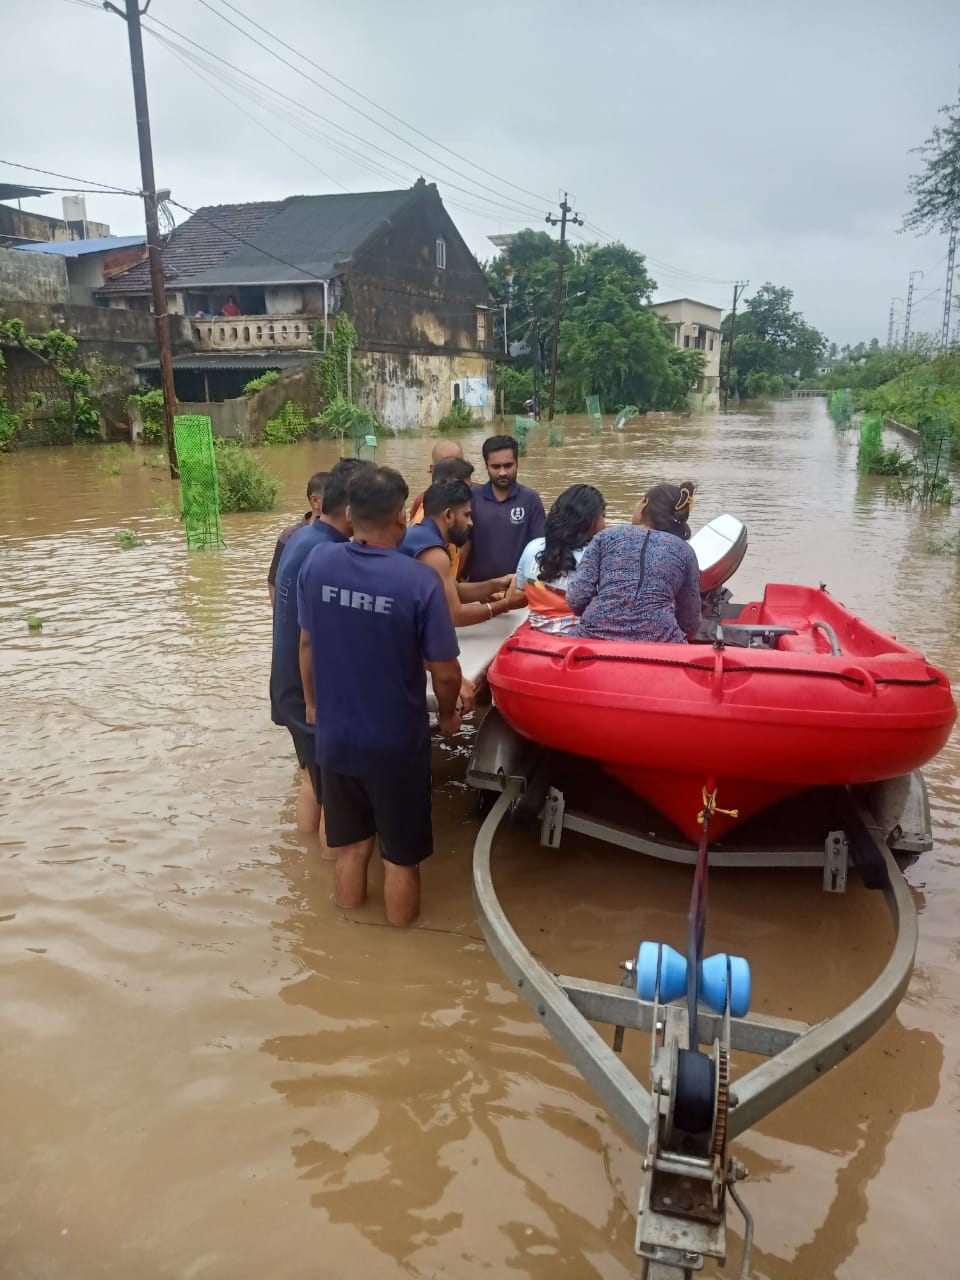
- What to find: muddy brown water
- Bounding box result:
[1,403,959,1279]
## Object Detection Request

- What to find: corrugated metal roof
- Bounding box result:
[102,187,416,294]
[15,234,145,257]
[136,351,313,372]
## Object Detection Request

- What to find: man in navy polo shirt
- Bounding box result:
[461,434,546,582]
[270,458,371,836]
[298,466,463,927]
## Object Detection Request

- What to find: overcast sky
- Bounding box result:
[4,0,960,345]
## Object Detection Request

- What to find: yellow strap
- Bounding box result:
[697,785,739,826]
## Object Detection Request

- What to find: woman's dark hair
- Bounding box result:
[539,484,606,581]
[643,481,697,540]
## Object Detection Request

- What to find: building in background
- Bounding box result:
[0,190,110,248]
[651,297,724,405]
[14,235,147,306]
[102,179,496,429]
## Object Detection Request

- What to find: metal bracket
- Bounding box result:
[540,786,566,848]
[823,830,849,893]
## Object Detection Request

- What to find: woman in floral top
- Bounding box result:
[566,482,701,643]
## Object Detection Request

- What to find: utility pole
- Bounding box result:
[903,270,923,350]
[721,281,747,412]
[887,297,903,349]
[545,193,583,421]
[106,0,178,478]
[942,225,957,352]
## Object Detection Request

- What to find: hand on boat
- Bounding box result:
[438,709,463,737]
[459,678,476,713]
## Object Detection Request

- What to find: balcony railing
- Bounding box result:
[191,314,325,351]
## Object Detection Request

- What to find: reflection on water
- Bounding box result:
[1,403,959,1277]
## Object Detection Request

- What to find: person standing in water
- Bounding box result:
[298,466,463,927]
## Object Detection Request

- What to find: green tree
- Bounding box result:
[903,84,960,235]
[723,283,825,397]
[0,317,105,442]
[486,236,699,412]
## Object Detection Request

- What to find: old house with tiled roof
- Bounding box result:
[101,180,497,429]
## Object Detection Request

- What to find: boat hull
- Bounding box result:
[487,586,956,842]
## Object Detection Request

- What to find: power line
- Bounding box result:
[140,12,544,223]
[0,158,139,196]
[200,0,553,212]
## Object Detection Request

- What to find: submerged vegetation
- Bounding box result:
[115,529,146,549]
[214,442,281,512]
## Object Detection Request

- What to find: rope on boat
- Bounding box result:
[503,644,943,688]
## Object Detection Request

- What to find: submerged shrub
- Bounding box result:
[214,442,281,512]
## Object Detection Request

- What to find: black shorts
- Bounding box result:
[288,727,321,804]
[320,754,433,867]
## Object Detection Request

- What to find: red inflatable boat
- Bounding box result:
[487,521,956,844]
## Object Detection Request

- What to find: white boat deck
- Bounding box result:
[427,610,527,711]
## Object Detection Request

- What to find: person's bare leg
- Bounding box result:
[317,806,334,859]
[383,862,421,927]
[295,770,322,834]
[333,836,376,909]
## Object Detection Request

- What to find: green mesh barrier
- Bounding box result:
[547,421,565,447]
[828,388,853,429]
[514,415,531,456]
[349,408,378,460]
[916,408,951,500]
[857,412,883,472]
[174,415,224,550]
[585,394,603,433]
[612,405,639,431]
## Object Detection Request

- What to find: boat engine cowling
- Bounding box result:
[691,513,748,618]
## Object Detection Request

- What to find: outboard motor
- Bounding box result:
[690,514,748,620]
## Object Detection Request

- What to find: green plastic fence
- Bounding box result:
[585,394,603,434]
[174,415,224,550]
[612,405,639,431]
[514,415,531,456]
[857,412,883,473]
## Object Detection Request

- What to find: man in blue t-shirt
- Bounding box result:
[298,466,462,927]
[460,434,546,582]
[270,458,372,836]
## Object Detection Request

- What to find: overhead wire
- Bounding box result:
[140,12,546,223]
[196,0,550,217]
[141,27,529,227]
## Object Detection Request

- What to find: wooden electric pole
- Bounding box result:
[545,193,583,421]
[721,281,747,412]
[106,0,178,478]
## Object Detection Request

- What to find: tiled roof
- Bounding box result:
[99,188,417,294]
[98,200,285,294]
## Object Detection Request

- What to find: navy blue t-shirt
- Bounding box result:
[465,481,546,581]
[398,517,447,560]
[298,541,459,774]
[270,519,347,735]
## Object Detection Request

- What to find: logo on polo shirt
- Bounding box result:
[510,506,526,524]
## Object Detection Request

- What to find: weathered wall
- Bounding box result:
[346,181,493,355]
[0,245,69,303]
[0,204,109,247]
[357,349,496,432]
[4,300,193,363]
[176,398,248,439]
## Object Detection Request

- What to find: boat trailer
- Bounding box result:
[469,735,922,1278]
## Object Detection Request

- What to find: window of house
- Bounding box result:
[683,334,690,348]
[476,309,487,346]
[709,335,715,351]
[436,238,446,270]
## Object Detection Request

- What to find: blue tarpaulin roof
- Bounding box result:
[15,234,145,257]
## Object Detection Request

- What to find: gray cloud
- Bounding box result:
[4,0,960,344]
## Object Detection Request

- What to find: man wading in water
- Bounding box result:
[298,466,462,926]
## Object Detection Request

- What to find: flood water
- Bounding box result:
[1,402,959,1279]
